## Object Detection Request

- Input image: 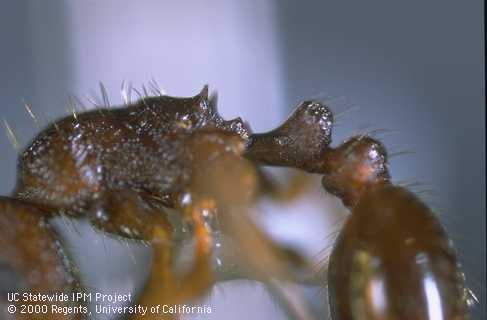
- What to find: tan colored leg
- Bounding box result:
[132,200,213,320]
[0,198,85,320]
[182,130,314,319]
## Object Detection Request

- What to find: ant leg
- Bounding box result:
[173,199,213,302]
[132,198,213,320]
[188,131,310,279]
[0,197,84,320]
[88,189,213,319]
[218,204,308,279]
[87,189,170,240]
[87,190,209,319]
[212,174,316,320]
[189,136,316,319]
[84,190,184,319]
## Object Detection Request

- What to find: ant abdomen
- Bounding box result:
[327,185,466,320]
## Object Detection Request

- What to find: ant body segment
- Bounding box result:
[0,86,470,319]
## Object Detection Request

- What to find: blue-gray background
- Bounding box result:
[0,1,484,319]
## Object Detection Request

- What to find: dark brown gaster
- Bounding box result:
[327,186,466,320]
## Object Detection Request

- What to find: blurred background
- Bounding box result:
[0,0,484,319]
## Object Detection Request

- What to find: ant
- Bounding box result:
[0,85,471,319]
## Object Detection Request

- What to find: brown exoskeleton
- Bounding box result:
[0,85,471,319]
